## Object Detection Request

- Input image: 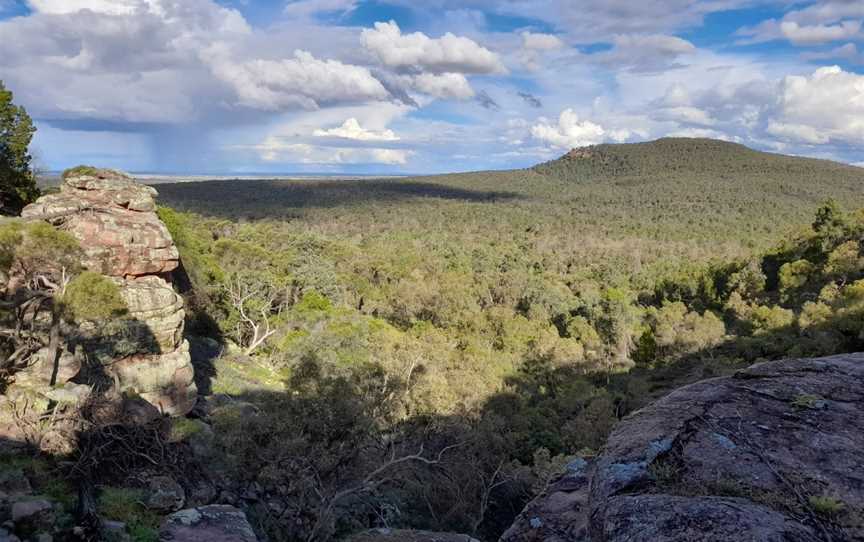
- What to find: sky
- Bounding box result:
[0,0,863,174]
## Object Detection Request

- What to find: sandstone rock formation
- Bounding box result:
[20,168,195,415]
[502,353,864,542]
[22,169,178,277]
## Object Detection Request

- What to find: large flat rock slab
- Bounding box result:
[502,353,864,542]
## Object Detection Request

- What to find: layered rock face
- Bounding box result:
[22,168,195,415]
[502,353,864,542]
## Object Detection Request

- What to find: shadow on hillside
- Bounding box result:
[153,178,524,219]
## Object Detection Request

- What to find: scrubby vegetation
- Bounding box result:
[144,139,864,539]
[1,138,862,540]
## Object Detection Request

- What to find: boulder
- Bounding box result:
[159,505,258,542]
[10,500,54,536]
[145,476,185,512]
[347,529,479,542]
[502,353,864,542]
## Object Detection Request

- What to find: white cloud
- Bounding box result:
[531,108,629,149]
[780,20,862,45]
[656,106,717,126]
[803,42,864,64]
[404,72,475,99]
[783,1,864,26]
[737,1,864,46]
[766,121,829,144]
[361,20,505,74]
[666,127,739,141]
[258,140,411,165]
[589,34,696,72]
[27,0,141,14]
[769,65,864,144]
[283,0,358,19]
[313,118,399,141]
[521,32,564,51]
[204,49,390,111]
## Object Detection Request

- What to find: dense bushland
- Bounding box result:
[156,169,864,539]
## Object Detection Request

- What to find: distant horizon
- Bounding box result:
[38,136,864,180]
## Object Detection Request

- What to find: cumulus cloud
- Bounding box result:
[399,72,476,100]
[204,49,390,111]
[652,83,716,126]
[259,139,411,165]
[531,109,630,149]
[518,31,567,71]
[313,118,399,141]
[0,0,253,124]
[768,65,864,145]
[361,20,505,74]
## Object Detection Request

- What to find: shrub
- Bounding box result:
[62,271,127,322]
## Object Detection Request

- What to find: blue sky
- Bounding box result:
[1,0,863,174]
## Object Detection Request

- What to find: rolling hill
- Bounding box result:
[155,137,864,266]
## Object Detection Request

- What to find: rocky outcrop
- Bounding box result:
[21,170,178,277]
[502,353,864,542]
[159,505,258,542]
[21,168,195,415]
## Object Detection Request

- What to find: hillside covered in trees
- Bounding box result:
[141,139,864,539]
[0,137,863,541]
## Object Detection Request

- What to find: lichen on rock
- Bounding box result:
[502,353,864,541]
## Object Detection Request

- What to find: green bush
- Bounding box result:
[62,271,127,322]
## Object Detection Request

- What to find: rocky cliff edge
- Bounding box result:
[502,353,864,542]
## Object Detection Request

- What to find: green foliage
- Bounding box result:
[61,165,101,179]
[0,220,82,280]
[812,199,847,248]
[61,271,127,322]
[778,259,815,296]
[809,495,845,518]
[0,219,22,273]
[790,394,824,409]
[98,487,161,542]
[0,80,38,215]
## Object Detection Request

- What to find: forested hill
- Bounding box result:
[532,137,863,184]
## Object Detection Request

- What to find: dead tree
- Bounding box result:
[225,275,284,356]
